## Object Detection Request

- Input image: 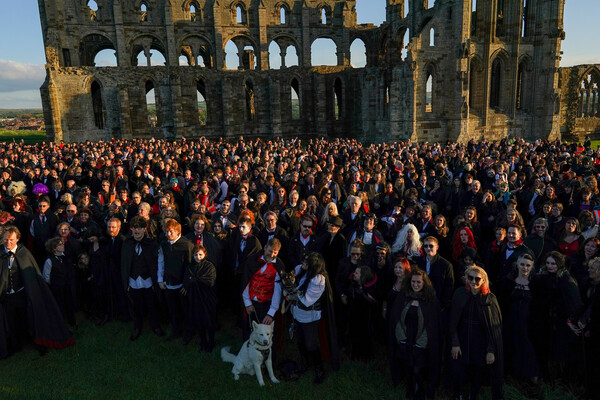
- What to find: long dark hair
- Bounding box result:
[401,268,436,302]
[296,252,333,301]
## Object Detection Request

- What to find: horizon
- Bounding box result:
[0,1,598,109]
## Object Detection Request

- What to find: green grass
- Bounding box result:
[0,314,584,400]
[0,130,46,144]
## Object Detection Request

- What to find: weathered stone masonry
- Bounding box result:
[37,0,595,143]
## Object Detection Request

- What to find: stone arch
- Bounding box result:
[489,50,509,109]
[79,33,117,66]
[182,0,201,22]
[290,77,301,120]
[179,34,213,67]
[85,0,99,21]
[334,77,343,120]
[469,56,484,114]
[276,2,291,25]
[223,35,258,70]
[232,1,248,24]
[578,67,600,118]
[197,79,208,125]
[311,36,338,66]
[143,79,159,127]
[350,38,367,68]
[516,54,533,111]
[90,80,105,129]
[268,41,282,69]
[423,63,437,114]
[318,4,331,24]
[270,34,301,67]
[135,0,150,22]
[129,34,168,66]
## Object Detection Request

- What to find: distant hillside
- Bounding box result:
[0,109,44,119]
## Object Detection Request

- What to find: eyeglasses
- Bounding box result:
[423,244,435,249]
[467,275,482,283]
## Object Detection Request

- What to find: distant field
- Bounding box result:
[0,129,46,144]
[0,109,44,119]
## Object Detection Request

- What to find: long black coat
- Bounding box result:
[320,231,348,286]
[389,291,442,397]
[183,259,217,330]
[0,245,74,356]
[449,287,503,377]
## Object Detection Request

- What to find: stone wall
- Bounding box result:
[37,0,570,143]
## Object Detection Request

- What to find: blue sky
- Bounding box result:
[0,1,598,108]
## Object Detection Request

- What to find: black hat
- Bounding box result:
[328,216,343,227]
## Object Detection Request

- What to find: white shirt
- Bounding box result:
[291,265,326,323]
[157,235,183,290]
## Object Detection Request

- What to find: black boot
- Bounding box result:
[311,350,325,385]
[296,342,309,375]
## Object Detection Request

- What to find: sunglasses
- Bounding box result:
[467,275,482,283]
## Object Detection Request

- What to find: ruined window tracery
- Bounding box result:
[579,71,600,118]
[197,80,207,125]
[91,81,104,129]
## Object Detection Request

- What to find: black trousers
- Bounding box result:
[295,319,322,371]
[165,288,186,336]
[129,287,160,331]
[242,300,272,340]
[4,290,28,354]
[50,284,76,326]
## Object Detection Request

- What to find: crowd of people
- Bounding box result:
[0,135,599,399]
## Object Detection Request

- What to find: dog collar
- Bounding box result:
[247,341,271,359]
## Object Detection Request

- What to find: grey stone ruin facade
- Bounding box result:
[37,0,599,143]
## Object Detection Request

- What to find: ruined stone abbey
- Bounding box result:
[37,0,600,143]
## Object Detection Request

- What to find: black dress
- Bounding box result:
[500,277,539,378]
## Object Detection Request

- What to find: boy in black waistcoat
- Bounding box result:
[121,216,164,341]
[157,218,195,341]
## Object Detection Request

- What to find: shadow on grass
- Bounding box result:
[0,316,584,400]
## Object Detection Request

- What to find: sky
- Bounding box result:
[0,1,598,108]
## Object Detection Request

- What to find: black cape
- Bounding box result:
[0,245,74,356]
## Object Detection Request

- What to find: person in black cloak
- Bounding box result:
[42,237,77,328]
[182,244,217,351]
[498,253,540,389]
[390,268,441,400]
[0,226,74,358]
[289,252,339,384]
[576,256,600,400]
[449,265,504,400]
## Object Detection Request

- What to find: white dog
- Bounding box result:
[221,321,280,386]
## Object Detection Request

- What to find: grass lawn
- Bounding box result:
[0,130,46,144]
[0,313,584,400]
